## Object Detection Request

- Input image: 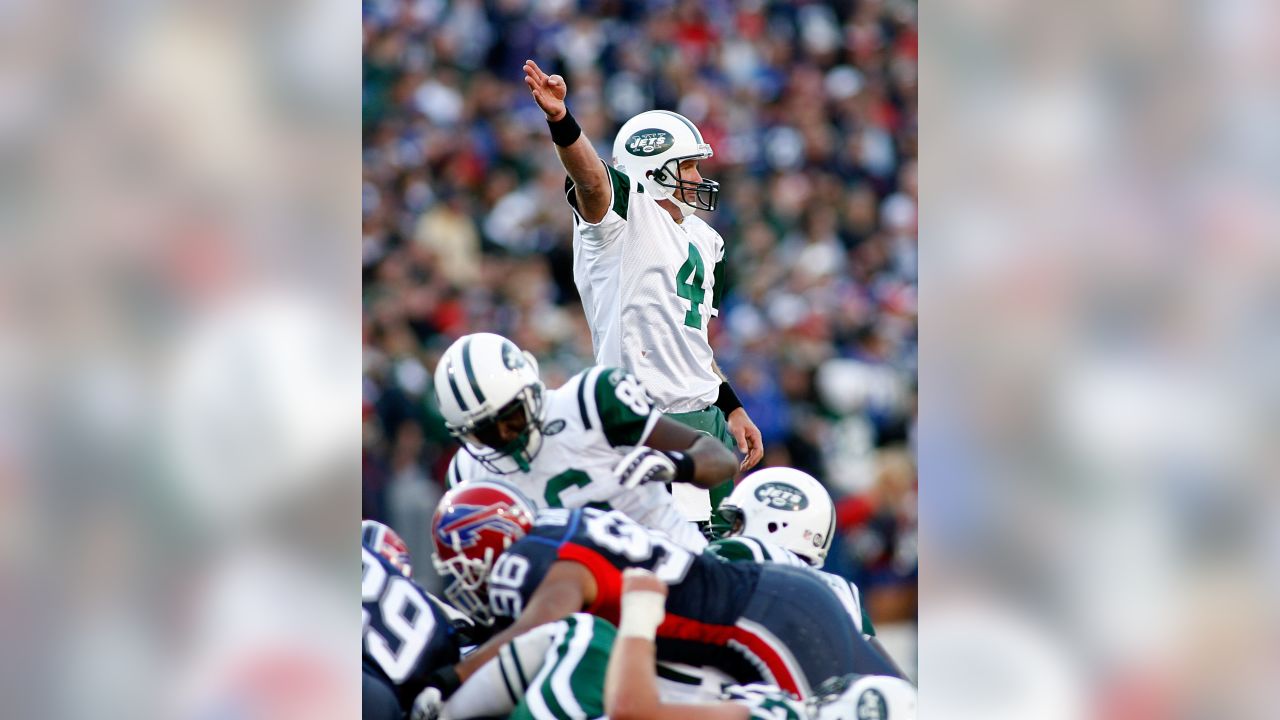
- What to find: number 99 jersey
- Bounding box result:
[362,545,462,710]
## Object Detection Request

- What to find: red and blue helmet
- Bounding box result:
[431,481,535,624]
[361,519,413,577]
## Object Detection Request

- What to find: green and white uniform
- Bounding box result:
[440,614,612,720]
[448,365,706,551]
[720,683,809,720]
[509,614,614,720]
[707,537,876,636]
[569,161,729,524]
[447,614,807,720]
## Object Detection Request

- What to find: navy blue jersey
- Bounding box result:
[488,508,771,680]
[362,545,461,709]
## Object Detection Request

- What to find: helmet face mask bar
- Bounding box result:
[651,156,719,212]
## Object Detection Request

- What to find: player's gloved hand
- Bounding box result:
[613,447,677,489]
[410,686,443,720]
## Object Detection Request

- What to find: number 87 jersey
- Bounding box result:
[362,545,462,711]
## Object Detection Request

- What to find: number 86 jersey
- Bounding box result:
[362,545,462,710]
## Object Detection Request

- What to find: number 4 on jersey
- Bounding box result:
[675,241,707,329]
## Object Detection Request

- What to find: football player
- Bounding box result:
[604,568,918,720]
[410,612,616,720]
[363,519,413,577]
[362,542,468,720]
[434,332,737,551]
[709,467,910,676]
[524,59,763,534]
[425,481,903,709]
[708,468,875,634]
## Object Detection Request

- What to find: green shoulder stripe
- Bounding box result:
[564,162,631,221]
[712,254,727,312]
[593,367,655,447]
[605,165,631,220]
[861,599,877,637]
[575,369,593,430]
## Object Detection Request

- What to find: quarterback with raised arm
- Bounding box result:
[523,59,763,535]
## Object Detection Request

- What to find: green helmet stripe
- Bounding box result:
[461,337,487,404]
[446,359,469,411]
[652,109,703,144]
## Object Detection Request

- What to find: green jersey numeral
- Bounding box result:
[675,242,707,329]
[546,470,611,511]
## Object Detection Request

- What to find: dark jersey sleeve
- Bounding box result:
[490,510,757,632]
[362,546,461,708]
[505,509,699,623]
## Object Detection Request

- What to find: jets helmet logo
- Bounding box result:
[625,128,674,156]
[501,342,526,370]
[754,481,809,511]
[856,688,888,719]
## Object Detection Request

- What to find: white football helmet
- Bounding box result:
[810,674,917,720]
[433,333,545,474]
[718,467,836,567]
[612,109,719,216]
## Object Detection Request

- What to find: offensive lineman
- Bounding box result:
[708,467,877,637]
[523,59,763,534]
[604,569,918,720]
[433,332,736,558]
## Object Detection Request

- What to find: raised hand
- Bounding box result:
[523,59,567,121]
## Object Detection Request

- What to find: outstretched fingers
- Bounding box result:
[524,59,547,84]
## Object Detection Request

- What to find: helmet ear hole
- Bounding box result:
[767,522,779,533]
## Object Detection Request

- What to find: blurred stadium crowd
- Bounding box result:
[362,0,917,648]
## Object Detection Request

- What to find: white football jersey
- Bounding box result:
[707,536,873,635]
[447,366,707,552]
[569,162,725,415]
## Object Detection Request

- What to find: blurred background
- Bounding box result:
[361,0,920,673]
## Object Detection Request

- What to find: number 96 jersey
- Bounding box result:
[362,545,461,710]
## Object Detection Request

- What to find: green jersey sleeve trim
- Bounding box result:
[564,161,631,224]
[711,254,727,316]
[607,165,631,219]
[855,583,877,636]
[592,367,658,447]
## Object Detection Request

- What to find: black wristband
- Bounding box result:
[663,450,696,485]
[714,381,743,417]
[429,665,462,699]
[547,110,582,147]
